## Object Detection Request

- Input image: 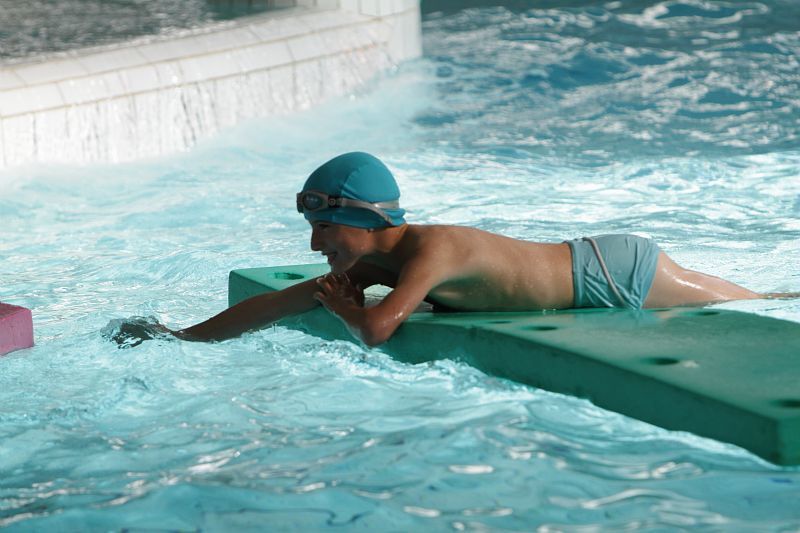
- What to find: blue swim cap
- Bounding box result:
[299,152,406,229]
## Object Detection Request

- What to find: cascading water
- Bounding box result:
[0,1,411,169]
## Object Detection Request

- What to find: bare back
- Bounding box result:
[359,225,575,311]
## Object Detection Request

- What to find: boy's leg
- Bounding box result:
[643,252,761,308]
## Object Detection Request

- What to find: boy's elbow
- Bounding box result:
[360,328,390,347]
[359,319,396,347]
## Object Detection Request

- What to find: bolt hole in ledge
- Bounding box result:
[272,272,304,280]
[643,357,700,368]
[774,399,800,409]
[688,310,721,317]
[480,322,559,330]
[646,357,681,366]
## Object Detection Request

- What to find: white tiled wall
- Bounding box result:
[0,0,421,169]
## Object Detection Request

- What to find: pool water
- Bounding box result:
[0,0,282,63]
[2,0,800,529]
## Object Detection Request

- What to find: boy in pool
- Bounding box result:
[173,151,774,346]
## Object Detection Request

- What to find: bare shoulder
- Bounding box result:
[344,225,468,289]
[407,224,515,258]
[399,225,477,278]
[405,224,481,249]
[346,261,396,288]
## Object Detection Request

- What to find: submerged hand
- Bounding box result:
[105,316,176,348]
[314,273,365,315]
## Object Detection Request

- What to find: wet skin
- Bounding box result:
[310,221,578,345]
[312,221,575,309]
[309,221,767,346]
[175,222,766,346]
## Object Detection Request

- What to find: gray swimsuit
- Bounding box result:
[566,234,661,309]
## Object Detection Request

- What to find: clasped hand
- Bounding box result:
[314,273,365,315]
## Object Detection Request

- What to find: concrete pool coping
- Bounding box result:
[0,0,421,169]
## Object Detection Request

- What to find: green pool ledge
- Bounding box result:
[229,264,800,466]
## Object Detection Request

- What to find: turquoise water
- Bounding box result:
[2,1,800,529]
[0,0,280,63]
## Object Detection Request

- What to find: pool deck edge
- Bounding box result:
[0,0,422,169]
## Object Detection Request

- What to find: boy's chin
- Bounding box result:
[329,258,357,274]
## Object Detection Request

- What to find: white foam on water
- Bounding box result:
[1,1,800,529]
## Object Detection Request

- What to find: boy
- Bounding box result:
[170,152,774,346]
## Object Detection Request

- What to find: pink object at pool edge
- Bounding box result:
[0,303,34,356]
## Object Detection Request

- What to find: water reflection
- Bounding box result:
[0,0,287,62]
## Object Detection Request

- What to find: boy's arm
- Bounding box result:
[175,261,389,342]
[315,254,445,346]
[176,277,322,341]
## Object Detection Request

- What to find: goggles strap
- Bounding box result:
[297,191,399,225]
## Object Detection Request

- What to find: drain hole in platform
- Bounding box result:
[774,399,800,409]
[525,325,558,331]
[486,320,512,324]
[646,357,681,366]
[272,272,304,280]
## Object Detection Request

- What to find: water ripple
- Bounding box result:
[2,1,800,529]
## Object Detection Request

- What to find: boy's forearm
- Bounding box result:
[333,305,399,347]
[177,279,322,342]
[332,305,371,345]
[176,294,283,341]
[175,313,253,342]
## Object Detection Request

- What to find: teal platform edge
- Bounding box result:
[229,264,800,466]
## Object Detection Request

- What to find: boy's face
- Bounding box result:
[309,221,372,274]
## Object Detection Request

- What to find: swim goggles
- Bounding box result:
[296,190,399,225]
